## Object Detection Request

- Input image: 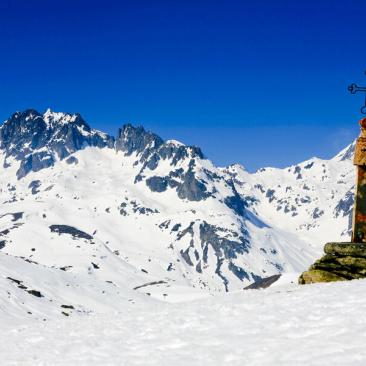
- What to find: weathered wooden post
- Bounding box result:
[352,117,366,242]
[299,74,366,284]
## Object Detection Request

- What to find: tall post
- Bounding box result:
[298,76,366,284]
[352,117,366,242]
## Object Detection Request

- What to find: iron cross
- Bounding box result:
[348,71,366,114]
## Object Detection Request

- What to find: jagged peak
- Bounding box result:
[9,109,42,122]
[120,123,162,141]
[116,124,164,156]
[2,108,88,131]
[42,108,90,130]
[43,108,74,125]
[116,123,205,165]
[0,109,114,179]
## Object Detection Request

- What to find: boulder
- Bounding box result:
[299,269,346,284]
[244,274,281,290]
[299,242,366,284]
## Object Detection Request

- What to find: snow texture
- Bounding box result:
[1,277,366,366]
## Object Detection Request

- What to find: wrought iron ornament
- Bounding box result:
[348,71,366,114]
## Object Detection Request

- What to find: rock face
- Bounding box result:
[0,109,114,179]
[299,242,366,284]
[116,124,210,202]
[244,274,281,290]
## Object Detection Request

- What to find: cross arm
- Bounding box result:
[348,83,366,94]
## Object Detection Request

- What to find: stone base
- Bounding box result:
[299,242,366,285]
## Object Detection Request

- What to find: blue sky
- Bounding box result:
[0,0,365,171]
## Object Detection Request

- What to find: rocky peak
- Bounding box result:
[0,109,113,179]
[113,124,212,201]
[116,124,164,156]
[0,109,48,156]
[42,108,87,129]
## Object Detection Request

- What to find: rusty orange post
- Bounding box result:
[352,118,366,242]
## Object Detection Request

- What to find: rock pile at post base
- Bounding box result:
[299,243,366,284]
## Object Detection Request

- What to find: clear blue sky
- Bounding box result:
[0,0,365,171]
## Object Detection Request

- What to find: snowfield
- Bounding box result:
[2,276,366,366]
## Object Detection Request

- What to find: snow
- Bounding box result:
[166,139,185,146]
[43,108,78,127]
[225,144,355,251]
[2,277,366,365]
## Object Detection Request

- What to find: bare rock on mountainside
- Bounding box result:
[243,274,281,290]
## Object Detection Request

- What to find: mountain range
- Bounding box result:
[0,109,355,318]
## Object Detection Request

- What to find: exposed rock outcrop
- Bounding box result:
[0,109,114,178]
[299,242,366,284]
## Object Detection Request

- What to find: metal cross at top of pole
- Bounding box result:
[348,71,366,114]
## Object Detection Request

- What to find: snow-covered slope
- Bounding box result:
[0,108,356,318]
[2,278,366,366]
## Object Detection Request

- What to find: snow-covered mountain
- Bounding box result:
[223,142,355,251]
[0,108,355,318]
